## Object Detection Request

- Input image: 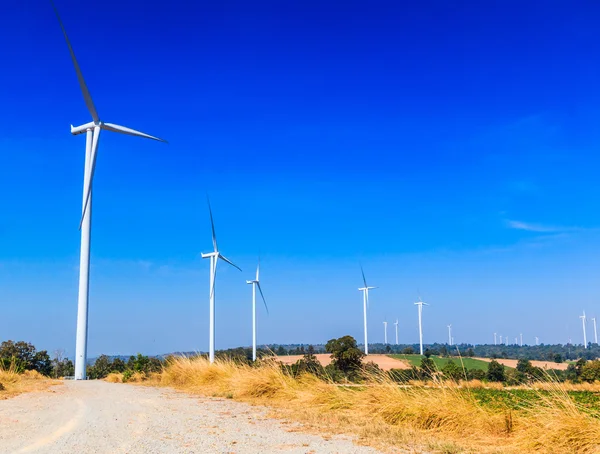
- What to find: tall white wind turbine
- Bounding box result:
[520,333,523,347]
[383,321,388,344]
[494,332,497,345]
[52,2,167,380]
[201,199,242,363]
[499,334,502,344]
[414,297,429,355]
[535,336,539,346]
[580,311,588,348]
[447,324,452,346]
[592,317,598,345]
[394,319,399,345]
[246,259,268,361]
[358,266,376,355]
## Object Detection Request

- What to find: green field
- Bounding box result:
[390,354,494,371]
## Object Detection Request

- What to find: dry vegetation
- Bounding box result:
[118,356,600,454]
[0,363,59,399]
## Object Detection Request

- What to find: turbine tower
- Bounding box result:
[394,319,399,345]
[494,332,497,345]
[383,321,388,344]
[535,336,539,346]
[447,324,452,346]
[520,333,523,347]
[499,334,502,344]
[246,259,268,361]
[358,266,377,355]
[592,317,598,345]
[580,311,588,348]
[414,297,429,355]
[201,199,242,363]
[52,2,167,380]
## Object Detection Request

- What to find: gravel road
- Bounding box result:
[0,381,380,453]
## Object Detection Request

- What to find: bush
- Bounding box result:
[467,369,486,381]
[122,370,133,382]
[441,360,463,382]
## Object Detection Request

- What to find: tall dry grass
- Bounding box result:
[0,362,58,399]
[154,356,600,453]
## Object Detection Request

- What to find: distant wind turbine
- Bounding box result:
[202,199,242,363]
[51,1,167,380]
[394,319,399,345]
[499,334,503,344]
[514,337,518,345]
[535,336,539,346]
[383,321,388,344]
[580,311,588,348]
[592,317,598,345]
[246,259,268,361]
[494,332,497,346]
[520,333,523,347]
[358,266,377,355]
[447,324,452,346]
[415,297,429,355]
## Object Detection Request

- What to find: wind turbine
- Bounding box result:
[414,297,429,355]
[52,2,167,380]
[580,311,588,348]
[592,317,598,345]
[499,334,502,344]
[383,321,388,344]
[201,199,242,363]
[494,332,497,345]
[535,336,539,346]
[358,266,376,355]
[246,259,268,361]
[447,324,452,346]
[520,333,523,347]
[394,319,399,345]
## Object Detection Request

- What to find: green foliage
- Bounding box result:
[122,370,133,382]
[441,360,463,381]
[0,341,52,375]
[580,360,600,383]
[87,354,164,380]
[325,335,364,374]
[419,357,436,379]
[291,347,325,377]
[467,368,487,381]
[486,360,506,382]
[402,346,414,354]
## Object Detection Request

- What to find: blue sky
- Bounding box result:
[1,1,600,356]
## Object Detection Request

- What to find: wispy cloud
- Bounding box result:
[505,220,562,233]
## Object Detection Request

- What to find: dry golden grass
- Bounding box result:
[152,356,600,454]
[0,363,59,399]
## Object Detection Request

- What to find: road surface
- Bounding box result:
[0,380,379,453]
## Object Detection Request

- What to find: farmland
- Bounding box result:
[390,354,493,370]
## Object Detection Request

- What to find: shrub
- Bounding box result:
[487,360,506,382]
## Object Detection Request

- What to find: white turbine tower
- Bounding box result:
[535,336,539,346]
[383,321,388,344]
[494,332,497,345]
[52,2,167,380]
[592,317,598,345]
[499,334,502,344]
[201,199,242,363]
[414,297,429,355]
[447,324,452,346]
[520,333,523,347]
[394,319,399,345]
[358,266,376,355]
[580,311,588,348]
[246,259,268,361]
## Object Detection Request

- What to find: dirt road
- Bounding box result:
[0,381,379,453]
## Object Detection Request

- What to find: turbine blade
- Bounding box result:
[51,1,99,123]
[79,126,101,230]
[219,254,242,272]
[101,123,167,143]
[256,258,260,281]
[257,282,269,315]
[207,197,218,252]
[360,264,367,288]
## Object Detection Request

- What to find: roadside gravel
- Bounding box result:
[0,380,381,453]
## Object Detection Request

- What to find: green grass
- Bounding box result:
[390,354,494,371]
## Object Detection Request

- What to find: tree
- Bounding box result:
[111,358,126,373]
[88,355,113,379]
[581,360,600,383]
[419,357,436,379]
[325,335,364,374]
[0,341,51,375]
[441,360,462,381]
[554,353,563,363]
[466,348,475,357]
[402,346,414,355]
[276,346,286,356]
[487,360,506,382]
